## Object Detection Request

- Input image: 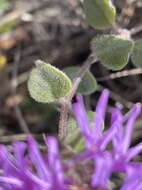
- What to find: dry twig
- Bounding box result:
[11,47,30,134]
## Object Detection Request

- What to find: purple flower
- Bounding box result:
[72,89,142,189]
[0,136,67,190]
[72,90,116,151]
[120,163,142,190]
[0,89,142,190]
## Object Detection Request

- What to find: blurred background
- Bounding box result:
[0,0,142,143]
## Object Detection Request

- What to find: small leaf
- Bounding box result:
[131,41,142,68]
[92,35,134,70]
[83,0,116,29]
[63,66,97,95]
[64,111,95,152]
[28,60,72,103]
[65,117,85,152]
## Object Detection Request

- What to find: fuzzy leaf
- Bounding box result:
[64,111,95,152]
[63,66,97,95]
[83,0,116,29]
[92,35,134,70]
[65,117,85,152]
[28,60,72,103]
[131,41,142,68]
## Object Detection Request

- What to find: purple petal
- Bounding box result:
[91,152,112,189]
[126,142,142,161]
[121,164,142,190]
[121,104,141,154]
[0,176,23,187]
[93,89,109,141]
[12,142,27,170]
[72,95,93,148]
[109,108,124,153]
[100,124,117,151]
[70,150,95,163]
[27,136,50,181]
[26,170,50,189]
[46,136,65,188]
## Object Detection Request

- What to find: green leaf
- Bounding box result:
[131,41,142,68]
[64,111,95,152]
[65,117,85,152]
[92,35,134,70]
[83,0,116,29]
[63,66,97,95]
[28,60,72,103]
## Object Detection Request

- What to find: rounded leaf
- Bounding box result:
[64,111,95,152]
[92,35,134,70]
[28,60,72,103]
[63,66,97,95]
[83,0,116,29]
[131,41,142,68]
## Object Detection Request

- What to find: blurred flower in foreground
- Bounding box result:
[73,89,142,190]
[0,90,142,189]
[0,136,66,190]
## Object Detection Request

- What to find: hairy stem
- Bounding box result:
[58,100,68,138]
[68,54,97,100]
[58,54,97,139]
[58,23,132,139]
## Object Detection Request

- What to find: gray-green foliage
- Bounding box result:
[28,60,72,103]
[83,0,116,29]
[131,41,142,68]
[64,111,95,152]
[92,35,134,70]
[63,66,97,95]
[65,117,85,152]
